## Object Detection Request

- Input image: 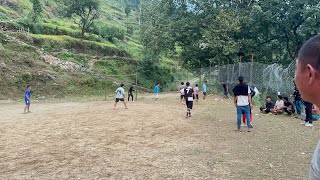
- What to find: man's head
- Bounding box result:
[204,81,207,84]
[238,76,244,83]
[295,35,320,106]
[196,84,198,87]
[120,83,125,87]
[266,96,272,102]
[181,82,184,85]
[277,95,283,101]
[283,97,289,103]
[27,85,31,90]
[186,82,190,86]
[157,83,160,86]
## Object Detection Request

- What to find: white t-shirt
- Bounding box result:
[237,86,251,106]
[180,85,186,95]
[275,100,284,109]
[309,141,320,180]
[194,87,199,94]
[116,87,125,99]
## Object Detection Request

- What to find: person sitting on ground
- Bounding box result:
[282,97,295,115]
[312,104,320,121]
[271,95,284,115]
[260,96,274,114]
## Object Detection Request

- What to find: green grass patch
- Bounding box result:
[56,52,89,67]
[31,34,128,57]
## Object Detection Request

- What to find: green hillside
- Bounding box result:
[0,0,184,100]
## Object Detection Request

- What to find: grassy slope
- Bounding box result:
[0,0,183,100]
[0,0,140,100]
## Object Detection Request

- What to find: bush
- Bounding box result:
[91,20,126,40]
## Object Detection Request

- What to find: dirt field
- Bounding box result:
[0,94,319,179]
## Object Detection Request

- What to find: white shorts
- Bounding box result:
[155,93,159,98]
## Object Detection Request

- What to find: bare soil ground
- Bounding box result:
[0,94,319,179]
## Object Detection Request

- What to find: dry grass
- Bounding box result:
[0,94,319,179]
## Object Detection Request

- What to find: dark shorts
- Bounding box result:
[193,94,199,99]
[224,91,228,96]
[186,101,193,109]
[203,92,207,96]
[180,95,185,99]
[115,98,124,102]
[25,99,30,105]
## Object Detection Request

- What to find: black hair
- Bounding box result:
[238,76,244,82]
[196,84,198,87]
[283,97,289,101]
[266,96,271,99]
[277,95,283,100]
[27,85,31,89]
[181,82,184,85]
[204,81,207,83]
[298,35,320,71]
[186,82,190,86]
[120,83,124,87]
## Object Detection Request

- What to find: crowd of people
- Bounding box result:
[259,83,320,127]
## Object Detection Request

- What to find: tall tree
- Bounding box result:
[65,0,100,41]
[31,0,43,22]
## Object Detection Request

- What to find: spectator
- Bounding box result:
[283,97,295,115]
[260,96,274,114]
[293,82,303,115]
[271,95,284,115]
[312,104,320,121]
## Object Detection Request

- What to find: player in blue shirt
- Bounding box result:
[24,85,31,114]
[154,83,160,103]
[202,81,207,101]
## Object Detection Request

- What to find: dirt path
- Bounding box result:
[0,96,319,179]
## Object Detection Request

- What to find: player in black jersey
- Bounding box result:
[184,82,195,118]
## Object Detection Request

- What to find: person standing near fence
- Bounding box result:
[222,82,229,99]
[202,81,207,101]
[154,83,160,103]
[303,101,313,127]
[293,82,303,115]
[232,76,253,132]
[294,35,320,179]
[128,85,134,102]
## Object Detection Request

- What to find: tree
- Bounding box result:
[65,0,100,41]
[31,0,43,22]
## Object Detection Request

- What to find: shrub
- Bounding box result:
[91,20,126,40]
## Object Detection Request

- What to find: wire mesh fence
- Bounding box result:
[201,61,296,98]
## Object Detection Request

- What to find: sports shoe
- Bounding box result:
[241,124,246,127]
[305,123,314,127]
[301,122,306,125]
